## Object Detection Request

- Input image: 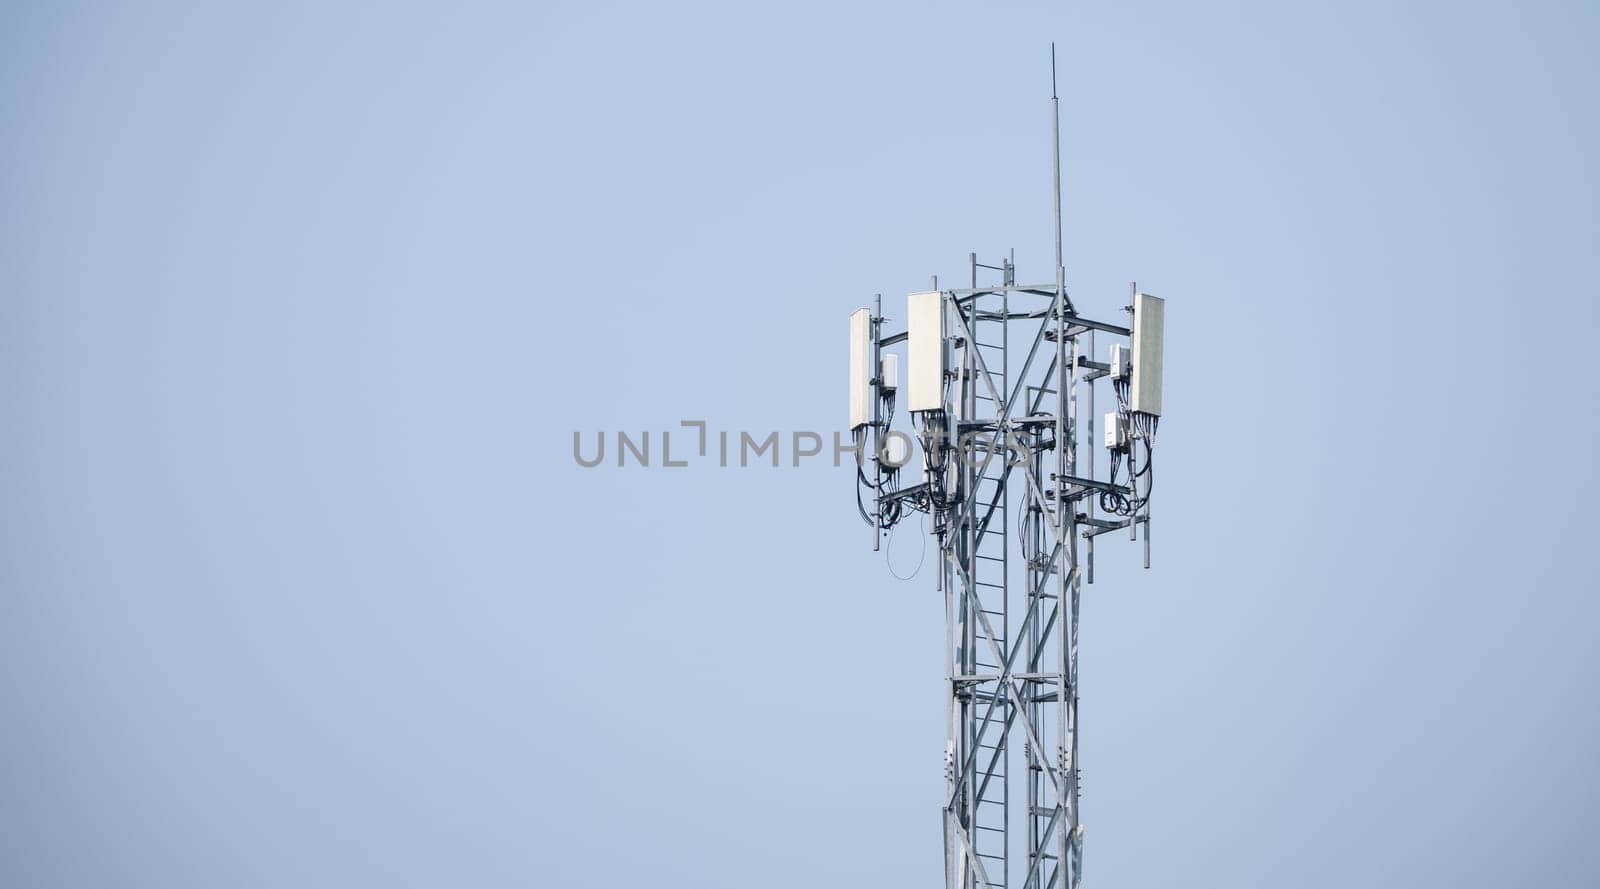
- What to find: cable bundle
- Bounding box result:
[1101,375,1157,517]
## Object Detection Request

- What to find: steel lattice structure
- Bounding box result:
[847,50,1164,889]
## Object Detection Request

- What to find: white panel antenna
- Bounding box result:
[849,308,871,430]
[906,291,944,412]
[1130,292,1164,416]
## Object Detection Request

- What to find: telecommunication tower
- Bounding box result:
[845,49,1166,889]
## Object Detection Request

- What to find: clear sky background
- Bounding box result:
[4,2,1599,887]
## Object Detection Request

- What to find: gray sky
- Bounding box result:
[4,2,1599,887]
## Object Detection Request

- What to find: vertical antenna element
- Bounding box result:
[1051,43,1064,294]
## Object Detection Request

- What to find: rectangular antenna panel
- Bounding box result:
[1130,292,1164,416]
[907,291,944,412]
[849,308,871,430]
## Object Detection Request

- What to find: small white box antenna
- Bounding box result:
[1104,411,1126,450]
[882,432,912,468]
[1109,343,1131,381]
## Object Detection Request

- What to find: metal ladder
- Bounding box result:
[963,273,1011,889]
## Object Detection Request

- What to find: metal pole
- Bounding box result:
[873,292,883,551]
[1086,331,1095,583]
[943,526,957,889]
[1050,40,1073,889]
